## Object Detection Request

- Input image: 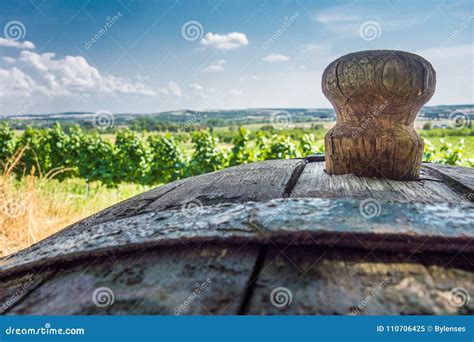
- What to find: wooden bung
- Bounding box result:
[322,50,436,180]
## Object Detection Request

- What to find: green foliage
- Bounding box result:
[439,139,465,165]
[190,130,227,175]
[424,138,466,165]
[70,127,116,186]
[422,139,436,163]
[422,122,432,130]
[46,123,75,179]
[423,138,474,166]
[15,127,50,176]
[1,124,471,186]
[14,123,74,178]
[147,134,187,183]
[113,129,150,184]
[420,128,473,137]
[299,133,324,156]
[262,135,298,160]
[0,121,15,168]
[228,127,255,166]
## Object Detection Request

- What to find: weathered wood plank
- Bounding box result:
[6,244,258,315]
[246,247,474,315]
[0,271,54,314]
[292,162,468,203]
[48,159,302,238]
[1,199,472,277]
[25,160,471,248]
[423,163,474,196]
[145,159,304,211]
[57,179,188,232]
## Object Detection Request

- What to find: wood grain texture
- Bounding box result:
[1,158,472,316]
[322,50,436,180]
[0,271,54,314]
[1,198,472,277]
[247,247,474,315]
[145,158,305,211]
[55,178,188,234]
[27,159,470,247]
[5,244,258,315]
[423,163,474,198]
[293,162,469,203]
[37,159,303,244]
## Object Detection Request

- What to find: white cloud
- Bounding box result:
[200,32,248,50]
[167,81,182,96]
[0,38,35,49]
[203,59,226,72]
[1,50,156,98]
[0,67,42,97]
[184,83,217,102]
[2,57,16,64]
[262,54,289,62]
[189,83,203,91]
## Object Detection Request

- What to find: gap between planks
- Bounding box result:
[239,160,308,314]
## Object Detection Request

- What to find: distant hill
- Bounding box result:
[3,105,473,130]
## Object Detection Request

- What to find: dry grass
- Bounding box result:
[0,149,146,257]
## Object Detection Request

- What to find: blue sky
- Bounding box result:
[0,0,472,114]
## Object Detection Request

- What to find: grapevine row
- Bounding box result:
[0,122,469,187]
[0,123,322,187]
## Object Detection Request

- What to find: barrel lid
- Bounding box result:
[0,159,473,277]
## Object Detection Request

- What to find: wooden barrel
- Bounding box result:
[1,157,473,315]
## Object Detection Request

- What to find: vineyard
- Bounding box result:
[0,121,473,256]
[1,122,473,187]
